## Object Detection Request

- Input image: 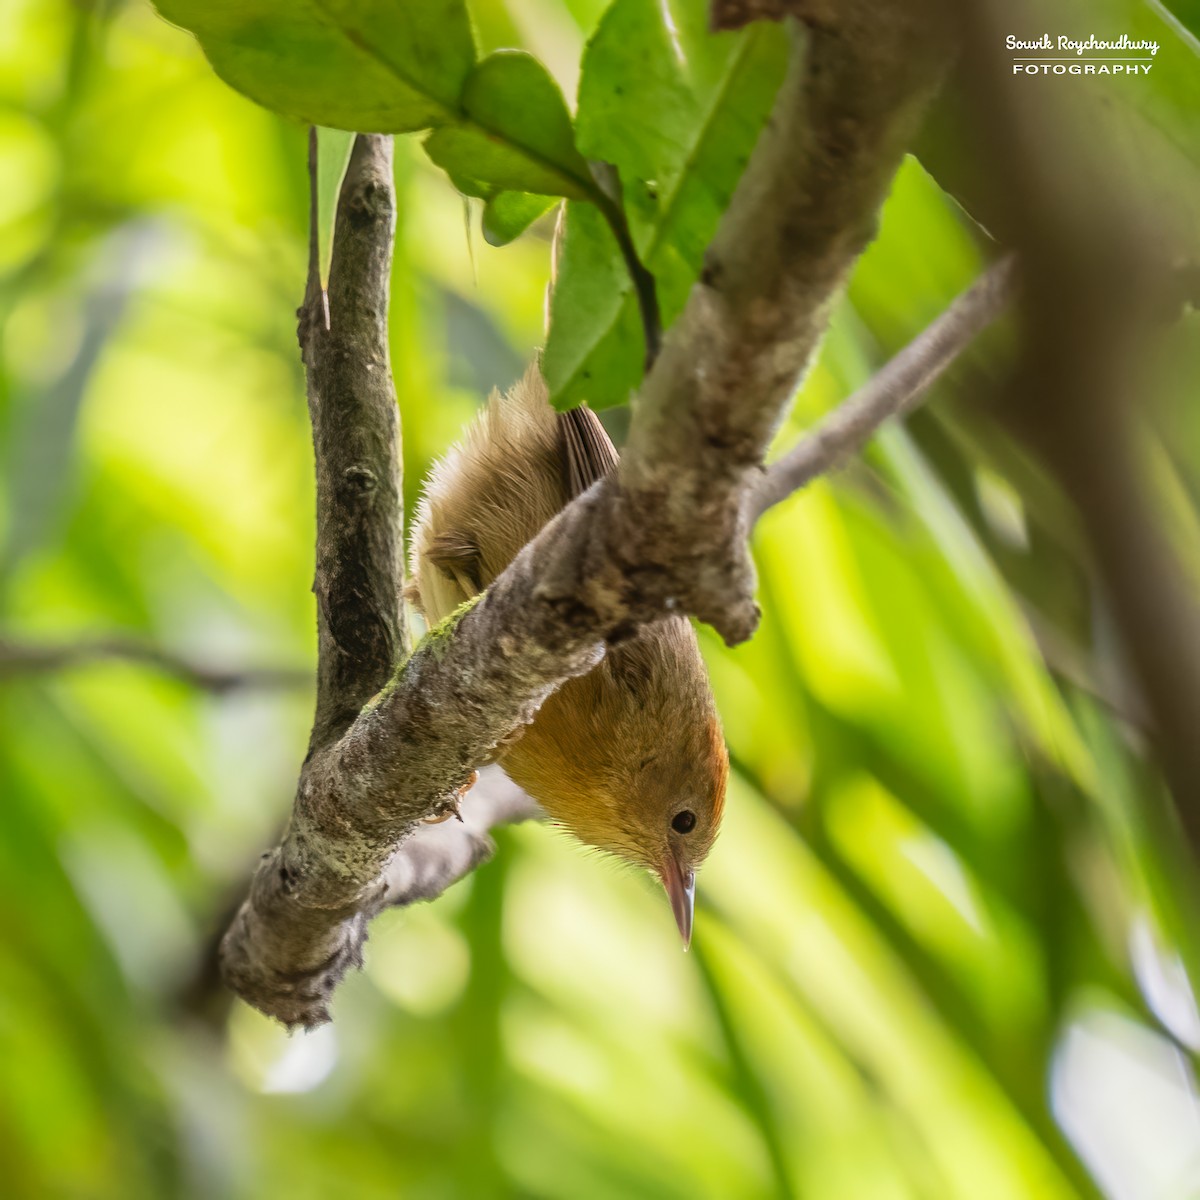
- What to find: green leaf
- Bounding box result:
[575,0,699,181]
[1124,2,1200,129]
[424,51,594,200]
[544,12,788,409]
[152,0,475,131]
[482,192,557,246]
[1164,0,1200,39]
[315,126,354,287]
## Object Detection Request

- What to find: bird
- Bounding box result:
[408,365,728,946]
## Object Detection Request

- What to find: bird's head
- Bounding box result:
[501,619,728,948]
[611,708,726,948]
[541,692,728,949]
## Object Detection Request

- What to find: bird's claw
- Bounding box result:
[421,770,478,824]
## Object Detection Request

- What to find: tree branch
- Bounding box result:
[0,634,311,694]
[218,132,408,1024]
[179,766,538,1028]
[220,2,952,1027]
[300,131,408,752]
[753,255,1015,519]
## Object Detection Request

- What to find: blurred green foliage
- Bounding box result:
[3,1,1200,1198]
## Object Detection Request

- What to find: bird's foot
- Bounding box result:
[421,770,478,824]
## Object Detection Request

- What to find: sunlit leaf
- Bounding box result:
[481,191,557,247]
[424,51,594,200]
[575,0,699,181]
[152,0,476,130]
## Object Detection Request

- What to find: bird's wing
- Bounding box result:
[558,405,619,498]
[424,530,484,599]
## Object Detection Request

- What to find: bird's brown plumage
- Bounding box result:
[409,367,728,937]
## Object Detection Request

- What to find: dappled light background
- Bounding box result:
[3,1,1200,1198]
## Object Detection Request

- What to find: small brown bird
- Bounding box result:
[408,367,728,945]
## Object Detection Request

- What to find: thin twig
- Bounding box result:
[753,256,1015,519]
[0,635,310,694]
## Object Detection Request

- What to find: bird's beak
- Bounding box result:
[660,854,696,950]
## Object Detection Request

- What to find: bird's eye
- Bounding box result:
[671,809,697,834]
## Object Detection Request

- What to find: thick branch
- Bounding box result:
[222,3,952,1027]
[181,767,538,1027]
[615,4,951,641]
[0,634,310,693]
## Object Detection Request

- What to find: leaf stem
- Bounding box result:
[589,163,662,372]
